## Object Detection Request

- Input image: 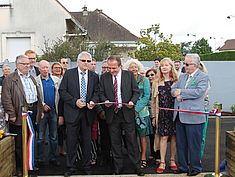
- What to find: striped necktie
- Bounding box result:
[80,72,86,102]
[114,76,118,113]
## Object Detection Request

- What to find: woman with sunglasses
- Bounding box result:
[151,58,178,173]
[123,59,153,169]
[145,69,161,164]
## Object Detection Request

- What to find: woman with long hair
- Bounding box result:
[151,58,178,173]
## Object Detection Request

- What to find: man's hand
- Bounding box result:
[176,95,183,102]
[87,101,95,109]
[174,89,181,97]
[99,111,106,120]
[41,112,44,119]
[58,116,64,125]
[43,104,51,112]
[76,99,86,108]
[105,100,112,107]
[9,117,16,123]
[126,101,134,109]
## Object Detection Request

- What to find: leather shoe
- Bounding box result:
[136,169,145,176]
[64,168,77,177]
[187,171,200,176]
[84,169,92,175]
[174,169,188,174]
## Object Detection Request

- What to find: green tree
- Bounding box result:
[180,41,192,56]
[131,24,182,61]
[191,38,212,55]
[40,35,89,62]
[93,40,115,61]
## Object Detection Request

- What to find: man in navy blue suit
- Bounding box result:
[171,53,209,176]
[59,51,99,176]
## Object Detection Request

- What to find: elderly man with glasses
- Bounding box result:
[171,53,209,176]
[59,51,99,176]
[2,55,43,177]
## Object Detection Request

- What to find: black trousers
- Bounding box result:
[99,119,111,158]
[66,111,92,170]
[9,123,22,171]
[108,109,141,172]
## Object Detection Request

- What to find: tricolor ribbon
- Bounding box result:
[22,111,35,170]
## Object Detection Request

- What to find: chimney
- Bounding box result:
[82,5,88,16]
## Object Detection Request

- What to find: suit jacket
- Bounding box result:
[34,66,40,76]
[1,71,43,125]
[171,69,209,124]
[99,70,140,124]
[59,67,99,125]
[35,74,60,114]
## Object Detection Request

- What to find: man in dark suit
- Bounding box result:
[59,51,99,176]
[99,56,144,176]
[171,53,209,176]
[25,50,40,77]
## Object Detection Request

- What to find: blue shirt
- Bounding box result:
[41,75,55,108]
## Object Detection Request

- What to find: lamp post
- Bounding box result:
[209,37,217,52]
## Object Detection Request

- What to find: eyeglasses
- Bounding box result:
[80,59,91,63]
[28,58,36,60]
[62,62,68,64]
[184,63,194,67]
[147,73,155,77]
[102,66,108,69]
[19,63,30,66]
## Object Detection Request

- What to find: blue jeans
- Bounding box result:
[37,108,58,161]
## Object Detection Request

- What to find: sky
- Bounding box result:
[58,0,235,50]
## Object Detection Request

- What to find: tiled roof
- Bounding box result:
[218,39,235,51]
[70,9,138,42]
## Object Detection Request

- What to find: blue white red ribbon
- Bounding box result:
[22,111,35,170]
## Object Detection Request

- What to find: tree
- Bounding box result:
[40,35,89,62]
[180,41,192,56]
[130,24,182,61]
[191,38,212,55]
[93,40,115,61]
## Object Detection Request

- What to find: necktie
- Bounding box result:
[114,76,118,113]
[185,75,192,88]
[80,72,86,102]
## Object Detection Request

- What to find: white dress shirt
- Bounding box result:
[113,70,122,107]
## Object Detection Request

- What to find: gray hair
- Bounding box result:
[123,58,144,72]
[2,63,10,70]
[38,60,50,68]
[185,53,200,66]
[77,51,92,61]
[15,55,28,64]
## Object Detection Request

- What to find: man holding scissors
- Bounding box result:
[99,56,144,176]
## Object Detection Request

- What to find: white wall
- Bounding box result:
[0,0,75,62]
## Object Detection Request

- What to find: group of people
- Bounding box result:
[0,49,209,177]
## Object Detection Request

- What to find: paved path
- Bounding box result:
[36,117,235,176]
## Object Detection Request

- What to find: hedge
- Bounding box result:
[200,51,235,61]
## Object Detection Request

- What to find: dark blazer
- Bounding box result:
[59,67,99,125]
[34,66,40,76]
[99,70,140,124]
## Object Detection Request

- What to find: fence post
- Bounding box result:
[22,106,28,177]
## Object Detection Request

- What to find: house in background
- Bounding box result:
[0,0,85,62]
[218,39,235,51]
[71,6,139,58]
